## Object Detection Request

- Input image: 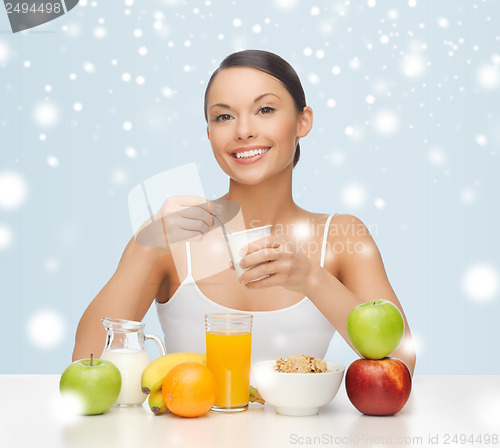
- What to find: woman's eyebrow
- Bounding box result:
[209,93,281,111]
[209,102,230,110]
[254,92,281,102]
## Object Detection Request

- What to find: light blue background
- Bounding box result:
[1,0,498,374]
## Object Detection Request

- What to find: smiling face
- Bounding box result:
[205,67,312,186]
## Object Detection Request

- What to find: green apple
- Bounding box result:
[346,299,404,360]
[60,356,121,415]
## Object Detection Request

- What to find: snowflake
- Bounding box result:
[93,26,107,38]
[46,155,60,168]
[273,0,299,11]
[27,310,66,349]
[476,64,499,90]
[372,110,399,136]
[475,134,488,146]
[0,40,10,64]
[341,183,367,208]
[437,17,450,29]
[462,264,499,302]
[401,53,426,78]
[428,147,447,166]
[0,223,13,250]
[374,197,386,210]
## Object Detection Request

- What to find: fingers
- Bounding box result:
[175,196,223,218]
[240,269,289,289]
[166,213,211,236]
[240,236,292,268]
[239,261,273,284]
[188,200,223,220]
[158,195,225,233]
[243,274,283,289]
[156,195,226,237]
[239,248,280,269]
[159,195,219,215]
[134,194,227,249]
[238,236,302,288]
[243,236,286,256]
[177,207,213,231]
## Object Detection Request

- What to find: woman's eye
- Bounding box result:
[215,114,232,122]
[259,106,275,115]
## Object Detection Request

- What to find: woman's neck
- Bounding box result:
[225,166,300,227]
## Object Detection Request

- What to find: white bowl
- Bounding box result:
[251,360,345,416]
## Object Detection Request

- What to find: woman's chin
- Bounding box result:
[218,156,294,187]
[230,175,268,186]
[230,169,288,187]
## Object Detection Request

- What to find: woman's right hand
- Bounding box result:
[134,195,219,251]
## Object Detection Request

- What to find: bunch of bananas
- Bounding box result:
[141,352,207,415]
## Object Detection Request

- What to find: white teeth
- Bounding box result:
[235,148,269,159]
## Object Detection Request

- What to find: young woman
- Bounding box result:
[73,50,416,375]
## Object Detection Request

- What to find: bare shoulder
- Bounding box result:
[328,214,374,242]
[324,214,383,280]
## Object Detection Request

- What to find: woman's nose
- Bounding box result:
[235,117,255,140]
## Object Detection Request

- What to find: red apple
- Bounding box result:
[345,357,411,416]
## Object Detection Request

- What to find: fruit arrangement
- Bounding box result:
[59,354,122,415]
[141,352,264,417]
[141,352,209,416]
[161,362,217,417]
[60,351,264,418]
[346,299,404,360]
[345,299,412,416]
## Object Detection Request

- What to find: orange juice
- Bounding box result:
[206,331,252,409]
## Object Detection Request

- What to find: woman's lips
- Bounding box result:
[231,147,270,164]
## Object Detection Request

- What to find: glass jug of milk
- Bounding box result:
[100,317,166,406]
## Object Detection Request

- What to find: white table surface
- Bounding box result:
[1,375,499,448]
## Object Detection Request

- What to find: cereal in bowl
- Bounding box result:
[275,355,328,373]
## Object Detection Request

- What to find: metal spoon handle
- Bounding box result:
[211,213,231,235]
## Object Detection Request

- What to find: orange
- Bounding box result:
[162,362,217,417]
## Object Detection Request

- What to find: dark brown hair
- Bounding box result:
[204,50,307,167]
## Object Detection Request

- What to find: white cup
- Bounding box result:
[225,225,272,279]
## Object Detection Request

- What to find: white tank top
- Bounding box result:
[156,214,336,363]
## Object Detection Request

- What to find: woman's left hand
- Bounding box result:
[238,235,314,292]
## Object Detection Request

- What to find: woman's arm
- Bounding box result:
[72,238,168,361]
[241,214,416,376]
[316,214,416,375]
[73,195,217,361]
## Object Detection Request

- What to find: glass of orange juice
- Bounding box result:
[205,313,253,412]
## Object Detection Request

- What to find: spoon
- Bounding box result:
[211,213,231,235]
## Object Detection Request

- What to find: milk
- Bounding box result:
[101,348,150,406]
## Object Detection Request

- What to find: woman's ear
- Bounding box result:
[297,106,313,138]
[206,125,211,141]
